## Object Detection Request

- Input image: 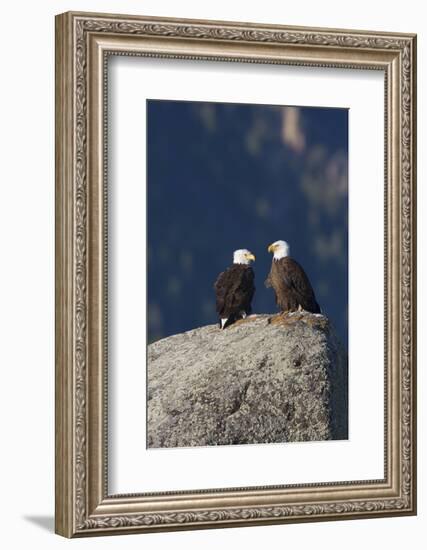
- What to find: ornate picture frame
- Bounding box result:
[55,11,417,537]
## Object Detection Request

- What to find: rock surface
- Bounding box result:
[147,313,348,448]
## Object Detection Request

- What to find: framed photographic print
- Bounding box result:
[55,11,417,537]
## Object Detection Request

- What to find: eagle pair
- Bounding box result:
[214,240,320,329]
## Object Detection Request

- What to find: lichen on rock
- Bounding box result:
[147,313,348,448]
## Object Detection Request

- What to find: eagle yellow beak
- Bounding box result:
[268,243,275,253]
[246,253,256,262]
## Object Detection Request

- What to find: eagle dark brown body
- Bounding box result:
[266,257,320,314]
[214,264,255,328]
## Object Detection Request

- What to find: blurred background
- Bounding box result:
[147,100,348,348]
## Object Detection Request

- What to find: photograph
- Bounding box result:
[146,99,349,448]
[53,10,416,537]
[0,0,421,543]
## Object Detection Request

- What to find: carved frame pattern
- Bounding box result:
[55,11,416,537]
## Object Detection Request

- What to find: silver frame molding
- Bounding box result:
[55,11,417,538]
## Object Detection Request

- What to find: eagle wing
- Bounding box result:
[214,265,255,317]
[280,258,320,313]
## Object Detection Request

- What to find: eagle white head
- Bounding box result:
[233,249,256,265]
[268,240,290,260]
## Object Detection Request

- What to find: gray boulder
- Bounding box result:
[147,313,348,448]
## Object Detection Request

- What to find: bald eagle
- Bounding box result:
[214,249,256,329]
[266,240,320,314]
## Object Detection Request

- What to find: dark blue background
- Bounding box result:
[147,100,348,348]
